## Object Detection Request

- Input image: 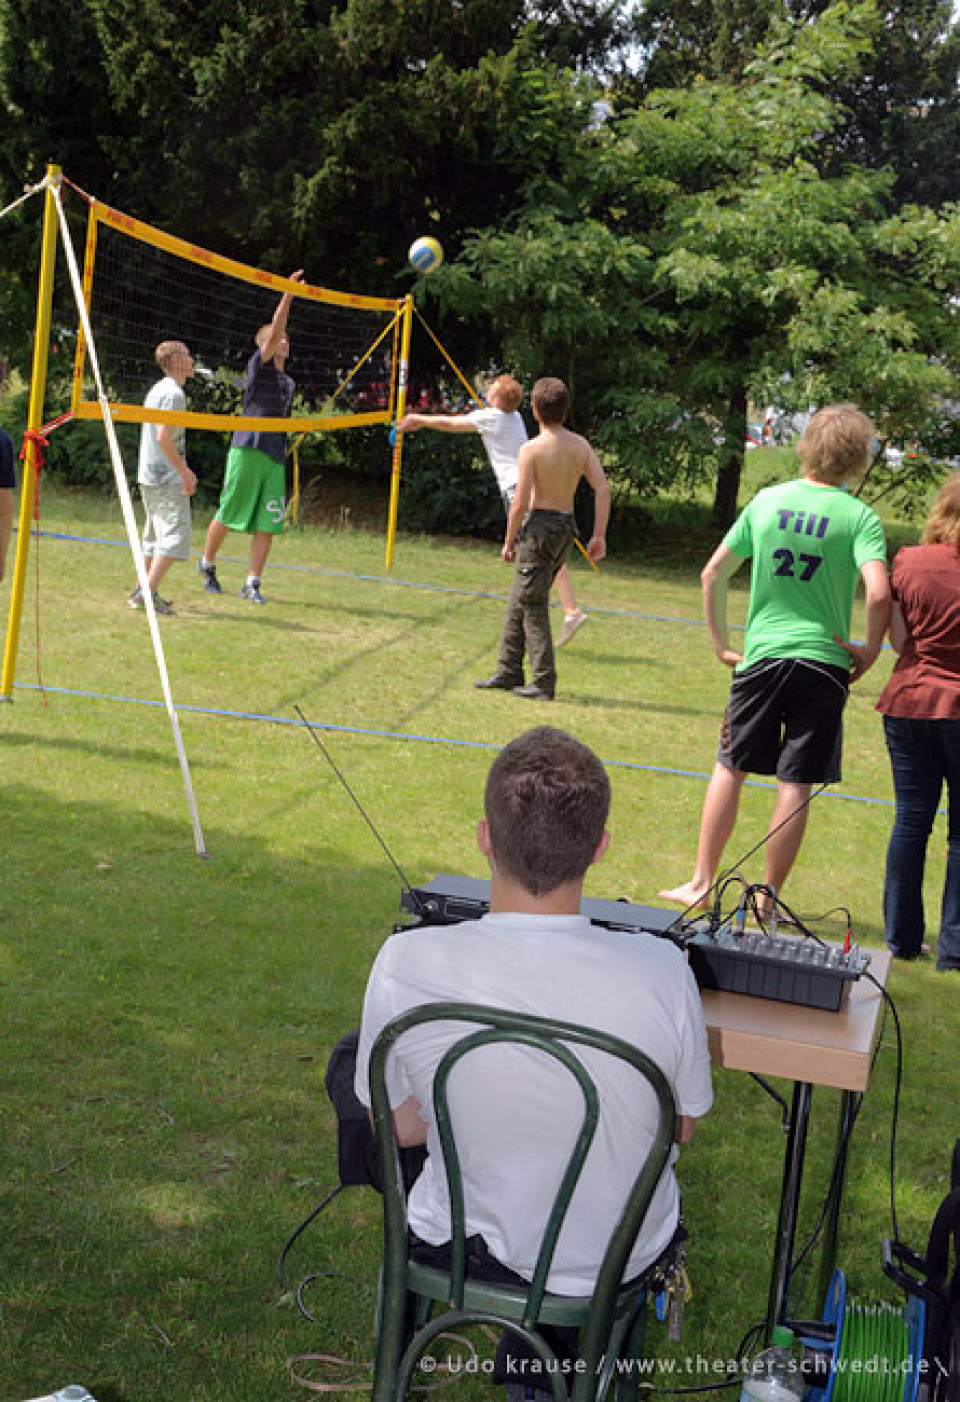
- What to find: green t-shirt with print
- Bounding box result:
[724,478,886,670]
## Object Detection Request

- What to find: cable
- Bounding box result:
[865,975,904,1248]
[665,784,831,936]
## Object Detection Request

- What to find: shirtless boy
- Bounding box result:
[475,376,609,700]
[398,375,587,646]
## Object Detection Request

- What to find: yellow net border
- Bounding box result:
[70,199,404,432]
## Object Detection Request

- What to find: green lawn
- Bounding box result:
[1,480,955,1401]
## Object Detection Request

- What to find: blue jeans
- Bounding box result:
[883,715,960,968]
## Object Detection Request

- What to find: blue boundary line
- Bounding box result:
[29,528,713,627]
[11,682,896,809]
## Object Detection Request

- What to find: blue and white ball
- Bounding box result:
[408,236,444,275]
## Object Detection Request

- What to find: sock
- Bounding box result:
[246,574,260,587]
[201,557,214,570]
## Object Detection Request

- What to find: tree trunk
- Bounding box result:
[712,383,748,530]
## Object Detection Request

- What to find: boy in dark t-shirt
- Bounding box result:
[198,269,303,604]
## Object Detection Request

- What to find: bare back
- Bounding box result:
[520,425,597,512]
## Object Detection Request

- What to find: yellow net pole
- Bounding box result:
[1,163,61,702]
[385,295,414,569]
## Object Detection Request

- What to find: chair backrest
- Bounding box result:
[369,1001,677,1362]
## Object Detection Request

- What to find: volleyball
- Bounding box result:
[408,236,444,275]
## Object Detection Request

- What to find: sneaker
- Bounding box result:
[198,560,222,594]
[128,588,174,616]
[240,579,265,604]
[557,608,587,648]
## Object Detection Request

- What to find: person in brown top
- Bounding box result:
[474,377,609,700]
[877,474,960,968]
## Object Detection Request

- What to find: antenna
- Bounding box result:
[293,706,429,919]
[665,781,830,937]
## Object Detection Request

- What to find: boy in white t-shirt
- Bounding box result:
[354,724,712,1336]
[398,375,587,646]
[128,340,196,615]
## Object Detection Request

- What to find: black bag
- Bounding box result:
[884,1140,960,1402]
[324,1028,427,1193]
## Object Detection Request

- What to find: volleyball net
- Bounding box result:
[0,166,420,853]
[71,198,404,434]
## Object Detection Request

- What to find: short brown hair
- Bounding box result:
[531,377,569,426]
[488,375,523,413]
[155,340,189,373]
[797,404,874,484]
[484,727,610,897]
[922,473,960,550]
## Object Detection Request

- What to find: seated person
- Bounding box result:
[354,725,713,1307]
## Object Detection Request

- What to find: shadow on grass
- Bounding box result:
[2,782,395,1398]
[560,689,719,719]
[1,725,216,770]
[274,591,483,710]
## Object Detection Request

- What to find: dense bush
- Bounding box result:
[395,430,503,538]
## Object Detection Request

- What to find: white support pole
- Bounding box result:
[51,182,208,857]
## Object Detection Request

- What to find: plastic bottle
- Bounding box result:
[740,1326,806,1401]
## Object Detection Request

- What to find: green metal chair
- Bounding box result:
[369,1001,677,1402]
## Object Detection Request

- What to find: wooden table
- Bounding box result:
[701,948,892,1337]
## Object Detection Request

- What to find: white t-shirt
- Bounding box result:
[467,407,528,494]
[138,376,186,487]
[355,912,713,1295]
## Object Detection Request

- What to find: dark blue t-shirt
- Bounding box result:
[230,348,295,464]
[0,427,15,489]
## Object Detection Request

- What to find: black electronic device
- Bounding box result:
[398,875,870,1012]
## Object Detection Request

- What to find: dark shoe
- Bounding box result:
[513,684,554,700]
[197,560,222,594]
[240,579,266,604]
[475,674,522,691]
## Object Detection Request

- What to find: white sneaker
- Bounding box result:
[557,609,587,648]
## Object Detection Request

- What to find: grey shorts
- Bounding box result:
[718,657,850,783]
[140,480,191,561]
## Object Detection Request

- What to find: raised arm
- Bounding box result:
[702,542,746,667]
[260,269,304,364]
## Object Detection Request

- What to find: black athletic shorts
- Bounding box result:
[718,657,850,784]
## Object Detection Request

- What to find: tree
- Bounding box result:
[627,0,960,208]
[428,1,960,524]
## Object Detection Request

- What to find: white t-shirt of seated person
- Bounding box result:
[356,911,713,1296]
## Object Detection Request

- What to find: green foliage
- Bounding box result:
[396,430,503,538]
[3,0,960,527]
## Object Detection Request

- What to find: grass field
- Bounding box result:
[2,477,957,1401]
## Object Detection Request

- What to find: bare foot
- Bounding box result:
[658,881,710,909]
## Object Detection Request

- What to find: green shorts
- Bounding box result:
[216,446,286,535]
